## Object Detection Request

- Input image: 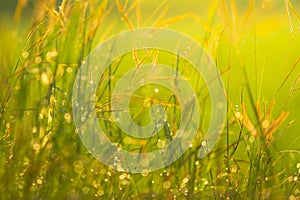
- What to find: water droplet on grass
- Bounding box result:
[66,67,73,73]
[246,145,251,151]
[73,161,84,174]
[82,186,90,194]
[32,142,40,151]
[119,174,127,180]
[22,51,29,59]
[35,57,42,64]
[262,120,270,128]
[183,178,189,184]
[231,164,238,173]
[141,169,149,177]
[32,127,37,133]
[163,181,171,189]
[235,112,241,118]
[157,139,168,148]
[37,179,43,185]
[97,189,104,196]
[64,113,71,123]
[46,50,58,62]
[249,135,255,143]
[41,72,50,85]
[81,111,88,122]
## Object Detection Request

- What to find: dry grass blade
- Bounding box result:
[218,0,229,27]
[144,1,167,25]
[136,0,142,27]
[87,1,112,41]
[288,0,300,21]
[150,5,169,27]
[153,13,190,28]
[132,49,151,67]
[244,0,255,24]
[151,50,159,66]
[230,0,238,34]
[286,0,294,32]
[116,0,135,30]
[237,100,290,144]
[240,103,258,137]
[14,0,28,22]
[277,56,300,96]
[283,74,300,109]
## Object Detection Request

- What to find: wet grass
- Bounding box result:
[0,0,300,199]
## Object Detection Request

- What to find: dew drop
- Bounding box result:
[141,169,149,177]
[32,142,40,151]
[97,189,104,196]
[64,113,71,123]
[231,164,238,173]
[35,57,42,64]
[22,51,29,59]
[66,67,73,73]
[163,181,171,189]
[81,111,88,122]
[119,174,127,180]
[246,145,251,151]
[41,72,50,85]
[183,178,189,184]
[73,161,84,174]
[249,135,255,143]
[157,139,168,148]
[262,120,270,128]
[235,112,241,118]
[37,179,43,185]
[82,186,90,194]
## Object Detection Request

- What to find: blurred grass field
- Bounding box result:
[1,0,300,199]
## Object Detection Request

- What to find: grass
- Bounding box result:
[0,0,300,199]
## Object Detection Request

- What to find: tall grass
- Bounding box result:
[0,0,300,199]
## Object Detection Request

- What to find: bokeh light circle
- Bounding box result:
[72,28,226,173]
